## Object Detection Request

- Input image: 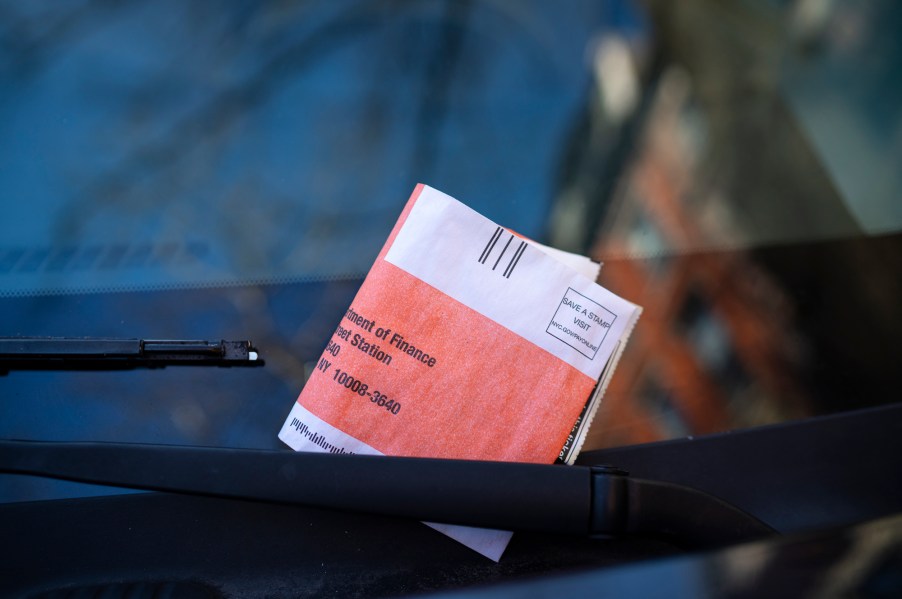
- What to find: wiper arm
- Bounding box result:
[0,440,774,549]
[0,337,260,371]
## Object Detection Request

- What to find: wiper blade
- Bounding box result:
[0,337,260,371]
[0,439,774,548]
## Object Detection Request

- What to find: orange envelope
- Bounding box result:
[280,184,641,560]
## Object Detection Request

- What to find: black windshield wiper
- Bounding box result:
[0,337,260,371]
[0,439,774,550]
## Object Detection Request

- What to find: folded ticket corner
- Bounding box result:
[279,184,642,559]
[559,304,643,466]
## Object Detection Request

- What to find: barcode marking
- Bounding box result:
[492,235,514,270]
[477,228,529,279]
[503,241,527,278]
[479,227,503,264]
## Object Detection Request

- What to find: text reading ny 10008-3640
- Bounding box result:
[331,368,401,415]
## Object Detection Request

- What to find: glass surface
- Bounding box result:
[575,0,902,448]
[1,0,900,502]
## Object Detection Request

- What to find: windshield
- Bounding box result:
[2,0,900,503]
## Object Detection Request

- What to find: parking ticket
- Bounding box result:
[279,184,641,560]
